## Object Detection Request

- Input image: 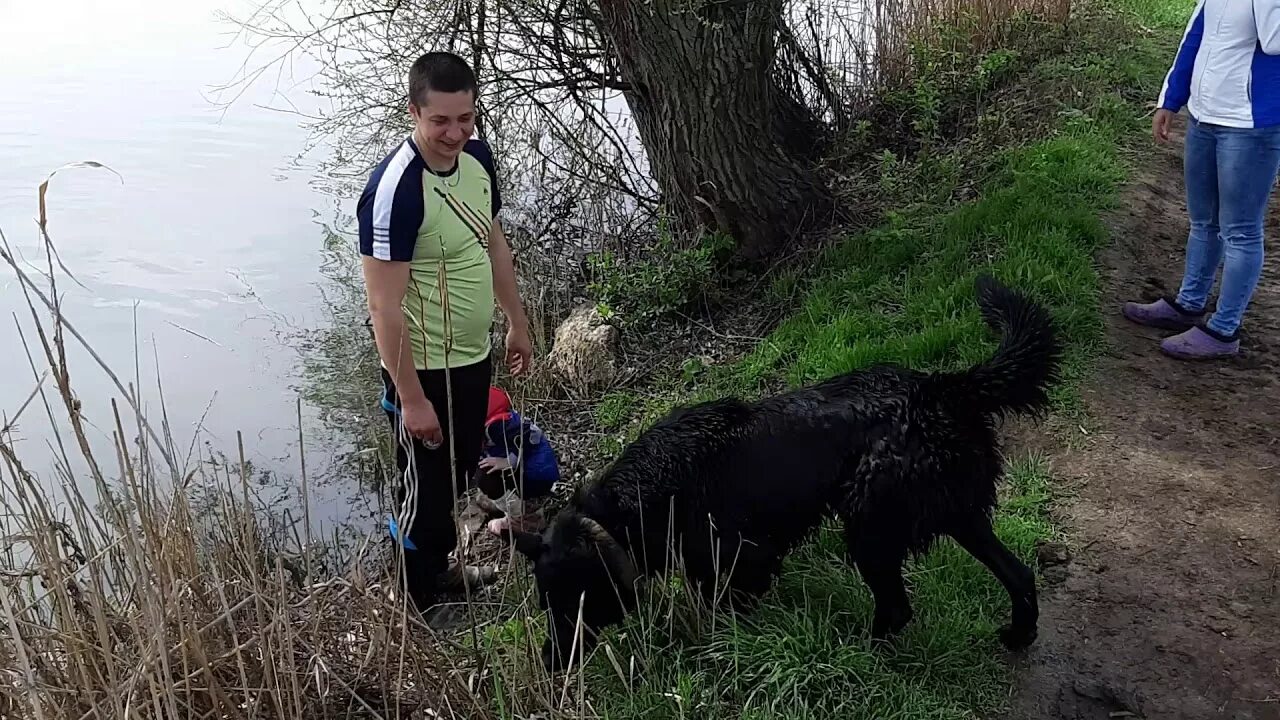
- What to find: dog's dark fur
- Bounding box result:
[506,275,1063,670]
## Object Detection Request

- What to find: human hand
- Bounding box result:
[479,456,512,472]
[506,323,533,376]
[1153,108,1174,145]
[402,398,443,448]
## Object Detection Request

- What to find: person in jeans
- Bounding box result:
[358,51,533,627]
[1123,0,1280,359]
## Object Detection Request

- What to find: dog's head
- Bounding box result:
[507,510,640,670]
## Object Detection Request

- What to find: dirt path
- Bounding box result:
[1005,123,1280,719]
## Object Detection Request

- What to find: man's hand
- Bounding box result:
[1153,108,1174,144]
[506,323,533,376]
[402,398,443,448]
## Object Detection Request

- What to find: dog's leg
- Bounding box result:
[845,523,912,641]
[680,530,781,612]
[721,537,781,611]
[947,512,1038,650]
[674,532,721,608]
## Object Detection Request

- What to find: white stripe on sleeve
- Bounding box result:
[370,141,417,261]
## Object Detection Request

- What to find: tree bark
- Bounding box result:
[595,0,836,262]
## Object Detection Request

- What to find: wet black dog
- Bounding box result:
[504,274,1062,670]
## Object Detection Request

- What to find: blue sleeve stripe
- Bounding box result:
[372,142,422,261]
[357,158,386,258]
[1251,49,1280,127]
[1158,0,1206,112]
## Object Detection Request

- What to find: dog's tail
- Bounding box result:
[952,274,1063,419]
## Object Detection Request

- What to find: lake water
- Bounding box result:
[0,0,376,533]
[0,0,877,548]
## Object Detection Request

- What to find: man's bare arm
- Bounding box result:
[488,219,532,375]
[488,219,527,329]
[362,257,440,442]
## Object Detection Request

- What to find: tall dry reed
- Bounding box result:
[0,166,564,719]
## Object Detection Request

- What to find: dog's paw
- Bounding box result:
[998,623,1037,650]
[870,605,913,642]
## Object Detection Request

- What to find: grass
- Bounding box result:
[0,0,1193,718]
[578,456,1057,719]
[557,1,1192,717]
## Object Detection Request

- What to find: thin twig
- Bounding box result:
[1,370,50,435]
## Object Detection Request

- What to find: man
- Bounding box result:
[357,51,533,624]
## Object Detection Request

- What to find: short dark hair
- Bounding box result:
[408,51,478,108]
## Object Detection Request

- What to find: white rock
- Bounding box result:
[547,304,620,398]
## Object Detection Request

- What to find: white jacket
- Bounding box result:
[1158,0,1280,128]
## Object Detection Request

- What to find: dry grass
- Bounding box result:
[0,459,490,719]
[0,187,551,719]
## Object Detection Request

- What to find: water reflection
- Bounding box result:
[0,0,379,539]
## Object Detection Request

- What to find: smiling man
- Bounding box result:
[357,51,532,626]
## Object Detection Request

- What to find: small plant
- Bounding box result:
[595,391,638,430]
[910,77,945,138]
[877,148,905,195]
[975,48,1020,90]
[586,228,734,324]
[680,357,706,385]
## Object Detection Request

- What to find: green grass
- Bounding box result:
[540,1,1196,718]
[580,459,1058,719]
[577,146,1094,711]
[723,134,1119,395]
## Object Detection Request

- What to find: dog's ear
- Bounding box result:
[578,517,639,592]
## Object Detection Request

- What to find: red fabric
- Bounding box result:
[486,386,513,427]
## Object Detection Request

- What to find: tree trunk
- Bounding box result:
[595,0,836,262]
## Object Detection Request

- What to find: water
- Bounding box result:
[0,0,377,534]
[0,0,879,548]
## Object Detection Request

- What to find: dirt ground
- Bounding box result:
[1003,122,1280,718]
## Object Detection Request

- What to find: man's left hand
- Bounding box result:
[506,323,533,376]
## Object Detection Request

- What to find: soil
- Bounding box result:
[1003,121,1280,718]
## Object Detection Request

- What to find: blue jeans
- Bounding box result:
[1175,118,1280,337]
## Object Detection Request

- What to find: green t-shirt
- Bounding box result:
[358,137,501,370]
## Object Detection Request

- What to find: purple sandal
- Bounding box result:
[1121,296,1204,331]
[1159,326,1240,360]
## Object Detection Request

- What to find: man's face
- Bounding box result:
[410,89,476,164]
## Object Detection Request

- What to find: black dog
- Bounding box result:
[505,274,1062,670]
